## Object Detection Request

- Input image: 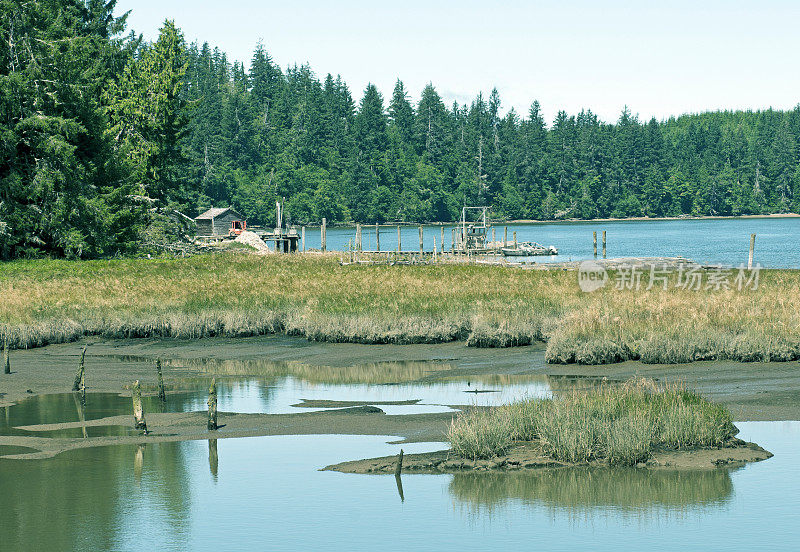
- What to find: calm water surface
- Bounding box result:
[301,217,800,267]
[0,421,797,551]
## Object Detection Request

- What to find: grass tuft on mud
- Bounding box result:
[447,378,737,466]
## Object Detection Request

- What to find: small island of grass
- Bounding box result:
[326,378,772,474]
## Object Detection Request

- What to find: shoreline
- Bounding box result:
[1,336,800,461]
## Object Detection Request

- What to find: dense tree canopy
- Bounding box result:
[2,3,800,258]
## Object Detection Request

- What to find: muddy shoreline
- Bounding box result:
[1,335,798,461]
[325,439,773,474]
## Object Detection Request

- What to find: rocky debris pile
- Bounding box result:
[235,231,271,253]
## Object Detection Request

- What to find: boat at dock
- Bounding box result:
[501,242,558,256]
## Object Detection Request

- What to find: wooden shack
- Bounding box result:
[195,207,245,237]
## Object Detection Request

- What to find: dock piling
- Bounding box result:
[156,359,166,402]
[749,233,756,269]
[602,230,607,258]
[513,231,517,249]
[376,223,380,252]
[504,226,508,247]
[452,228,456,253]
[441,226,445,254]
[301,226,306,252]
[397,226,401,252]
[593,231,598,257]
[3,336,10,375]
[321,218,327,252]
[419,226,424,257]
[132,380,147,432]
[208,378,218,430]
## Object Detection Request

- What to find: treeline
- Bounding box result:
[2,2,800,259]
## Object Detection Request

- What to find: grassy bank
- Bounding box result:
[447,378,737,465]
[1,254,799,364]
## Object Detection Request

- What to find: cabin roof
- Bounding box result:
[195,207,244,220]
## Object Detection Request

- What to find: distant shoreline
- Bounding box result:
[307,213,800,228]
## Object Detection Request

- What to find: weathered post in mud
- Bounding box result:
[301,226,306,252]
[132,380,147,432]
[376,224,380,252]
[207,378,218,431]
[749,233,756,269]
[593,231,598,257]
[397,226,402,252]
[419,226,424,257]
[602,230,607,258]
[3,336,10,375]
[156,359,166,402]
[321,218,327,252]
[395,448,404,476]
[73,347,87,405]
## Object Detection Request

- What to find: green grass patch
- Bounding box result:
[447,378,737,466]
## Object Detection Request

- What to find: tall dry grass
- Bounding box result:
[1,254,799,364]
[447,378,736,465]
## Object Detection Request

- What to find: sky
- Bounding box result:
[115,0,800,125]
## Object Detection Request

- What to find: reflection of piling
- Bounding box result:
[395,473,405,502]
[73,347,86,391]
[156,359,166,402]
[748,233,756,269]
[3,335,10,375]
[72,392,88,438]
[207,378,218,430]
[593,231,598,257]
[395,448,404,476]
[134,445,144,482]
[132,380,147,432]
[209,439,219,478]
[321,218,327,252]
[602,230,607,258]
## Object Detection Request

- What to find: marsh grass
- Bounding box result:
[1,254,799,364]
[447,378,736,466]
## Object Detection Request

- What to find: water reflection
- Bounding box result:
[449,467,734,518]
[208,439,218,479]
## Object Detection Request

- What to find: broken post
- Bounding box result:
[749,233,756,269]
[156,359,166,402]
[132,380,147,432]
[208,378,218,430]
[2,335,10,375]
[593,231,598,257]
[395,448,404,476]
[321,218,327,252]
[419,225,424,257]
[376,223,380,252]
[72,347,86,392]
[602,230,607,258]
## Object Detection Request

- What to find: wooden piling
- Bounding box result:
[156,359,166,402]
[452,228,456,253]
[593,231,598,257]
[321,218,327,252]
[395,448,404,476]
[513,231,517,249]
[356,223,362,252]
[504,226,508,247]
[441,226,445,254]
[207,378,218,430]
[492,227,496,250]
[376,223,380,252]
[419,225,424,256]
[602,230,607,258]
[301,226,306,252]
[73,347,86,392]
[3,335,10,375]
[132,380,147,432]
[397,226,401,252]
[433,236,437,261]
[748,233,756,269]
